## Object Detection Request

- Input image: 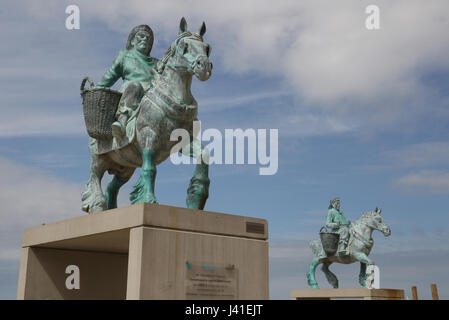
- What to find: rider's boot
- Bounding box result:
[337,240,349,256]
[112,113,127,139]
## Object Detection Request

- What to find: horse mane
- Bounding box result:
[156,31,204,74]
[354,210,378,224]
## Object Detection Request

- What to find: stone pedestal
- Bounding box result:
[290,288,404,300]
[17,203,269,300]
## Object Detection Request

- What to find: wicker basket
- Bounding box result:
[80,77,122,140]
[319,226,339,256]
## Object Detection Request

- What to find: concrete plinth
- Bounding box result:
[17,203,269,300]
[290,288,404,300]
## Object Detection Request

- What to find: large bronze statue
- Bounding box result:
[307,201,391,289]
[81,18,212,213]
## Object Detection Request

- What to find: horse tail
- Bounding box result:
[309,239,324,258]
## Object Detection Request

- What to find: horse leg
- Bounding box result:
[306,259,321,289]
[184,139,210,210]
[81,153,108,213]
[353,251,374,266]
[105,167,135,210]
[359,262,367,288]
[353,252,374,288]
[130,149,158,204]
[322,262,339,288]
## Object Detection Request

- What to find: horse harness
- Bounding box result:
[348,222,374,251]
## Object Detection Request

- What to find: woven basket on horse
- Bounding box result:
[319,226,340,256]
[80,77,122,140]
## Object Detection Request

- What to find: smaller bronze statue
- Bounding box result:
[307,199,391,289]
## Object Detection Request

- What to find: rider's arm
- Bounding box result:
[340,211,350,226]
[97,50,124,88]
[325,210,339,229]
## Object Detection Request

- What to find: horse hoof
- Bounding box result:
[142,193,158,204]
[186,195,207,210]
[132,195,158,205]
[90,204,106,214]
[89,198,107,214]
[186,179,209,210]
[146,197,158,204]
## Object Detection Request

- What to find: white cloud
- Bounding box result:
[285,2,449,102]
[358,141,449,176]
[78,0,449,135]
[71,0,449,101]
[5,0,448,137]
[200,90,291,113]
[281,113,354,136]
[385,142,449,168]
[0,112,85,137]
[393,170,449,194]
[0,156,82,261]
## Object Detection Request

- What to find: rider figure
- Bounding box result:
[96,25,159,139]
[326,197,350,256]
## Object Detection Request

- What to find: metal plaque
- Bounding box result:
[185,262,238,299]
[246,221,265,234]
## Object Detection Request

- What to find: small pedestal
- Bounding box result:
[17,203,269,300]
[290,288,404,300]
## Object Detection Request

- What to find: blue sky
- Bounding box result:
[1,0,449,299]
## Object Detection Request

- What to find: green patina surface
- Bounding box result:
[130,149,158,204]
[307,199,391,289]
[81,18,212,214]
[97,49,158,91]
[97,24,158,91]
[326,208,349,229]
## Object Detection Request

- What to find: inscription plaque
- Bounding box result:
[185,263,238,299]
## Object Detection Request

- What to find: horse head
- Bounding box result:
[158,17,213,82]
[358,207,391,237]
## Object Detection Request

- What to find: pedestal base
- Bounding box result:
[290,288,404,300]
[18,203,269,300]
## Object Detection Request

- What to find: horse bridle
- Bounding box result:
[159,32,208,73]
